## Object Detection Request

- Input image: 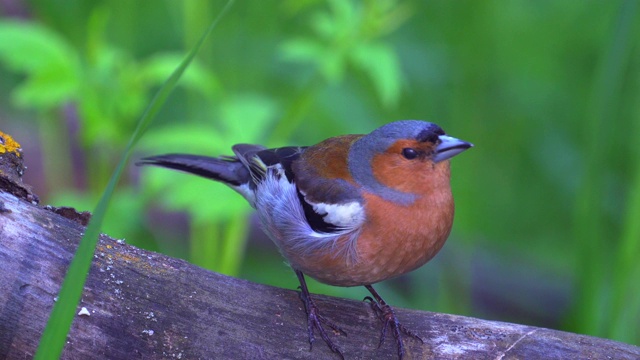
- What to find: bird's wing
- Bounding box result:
[235,136,366,234]
[290,135,366,233]
[235,145,304,184]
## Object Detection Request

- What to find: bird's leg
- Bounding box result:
[364,285,424,359]
[295,270,346,359]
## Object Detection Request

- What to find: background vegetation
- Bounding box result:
[0,0,638,346]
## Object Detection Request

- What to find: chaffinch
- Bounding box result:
[137,120,472,359]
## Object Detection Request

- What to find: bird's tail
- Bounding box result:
[136,154,251,187]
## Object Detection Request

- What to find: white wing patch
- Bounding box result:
[254,164,363,265]
[311,201,365,229]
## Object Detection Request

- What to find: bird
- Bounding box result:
[136,120,472,359]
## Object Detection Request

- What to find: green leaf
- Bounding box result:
[0,20,80,107]
[280,38,325,64]
[350,42,403,108]
[310,11,338,39]
[281,39,345,82]
[311,0,357,39]
[219,94,278,143]
[33,1,235,358]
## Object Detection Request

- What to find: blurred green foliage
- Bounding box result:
[0,0,638,346]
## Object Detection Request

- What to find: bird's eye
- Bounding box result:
[402,148,419,160]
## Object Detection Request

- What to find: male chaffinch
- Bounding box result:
[137,120,472,359]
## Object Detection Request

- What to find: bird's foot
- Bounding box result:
[364,286,424,359]
[295,270,346,359]
[298,289,347,359]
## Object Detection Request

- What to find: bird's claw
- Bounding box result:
[298,290,346,359]
[365,288,423,359]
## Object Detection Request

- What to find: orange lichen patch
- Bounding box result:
[114,250,143,264]
[0,131,22,156]
[97,244,140,263]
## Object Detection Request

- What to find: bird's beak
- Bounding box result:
[433,135,473,163]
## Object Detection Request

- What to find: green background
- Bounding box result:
[0,0,638,346]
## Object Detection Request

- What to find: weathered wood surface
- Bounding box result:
[1,190,639,359]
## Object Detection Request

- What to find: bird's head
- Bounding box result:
[348,120,472,205]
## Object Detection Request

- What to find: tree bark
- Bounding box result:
[0,154,639,359]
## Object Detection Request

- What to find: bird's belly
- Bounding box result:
[292,225,450,287]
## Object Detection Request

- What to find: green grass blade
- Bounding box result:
[33,2,235,359]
